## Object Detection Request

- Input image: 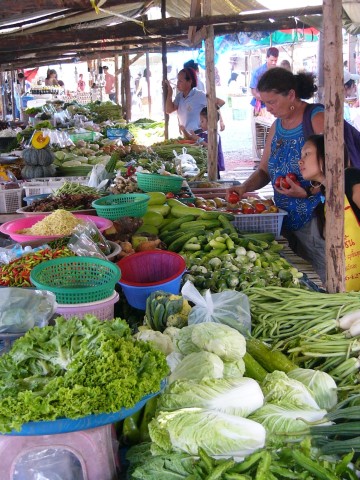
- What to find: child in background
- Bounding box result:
[180,106,225,178]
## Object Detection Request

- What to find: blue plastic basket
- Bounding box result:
[117,250,186,310]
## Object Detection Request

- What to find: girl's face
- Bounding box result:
[199,114,208,130]
[177,72,192,93]
[259,90,295,118]
[299,140,324,183]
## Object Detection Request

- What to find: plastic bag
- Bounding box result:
[173,147,199,176]
[181,280,251,336]
[69,220,111,256]
[0,288,57,333]
[13,447,84,480]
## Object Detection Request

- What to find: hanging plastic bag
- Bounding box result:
[173,147,199,176]
[181,280,251,336]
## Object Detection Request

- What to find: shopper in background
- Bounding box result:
[45,69,58,86]
[227,67,325,277]
[250,47,279,112]
[14,72,26,120]
[103,66,116,102]
[164,67,225,133]
[280,59,292,71]
[136,69,151,111]
[77,73,86,92]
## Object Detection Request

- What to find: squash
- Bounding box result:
[21,164,56,179]
[22,147,54,167]
[31,131,50,149]
[144,290,190,331]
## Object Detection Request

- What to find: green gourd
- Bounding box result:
[22,147,54,167]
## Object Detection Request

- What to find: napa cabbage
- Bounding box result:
[175,323,246,361]
[149,407,266,460]
[287,368,338,410]
[261,370,320,410]
[168,351,224,384]
[158,377,264,417]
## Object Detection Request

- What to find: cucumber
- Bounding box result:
[179,219,221,230]
[170,205,205,218]
[243,352,268,382]
[246,338,297,373]
[159,215,196,234]
[168,230,206,252]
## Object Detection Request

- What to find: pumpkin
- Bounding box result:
[21,164,56,179]
[31,131,50,149]
[22,147,54,166]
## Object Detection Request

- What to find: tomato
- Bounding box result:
[275,176,283,188]
[243,207,256,214]
[187,203,196,207]
[286,172,298,181]
[166,192,175,199]
[255,203,266,213]
[280,178,290,189]
[228,191,240,204]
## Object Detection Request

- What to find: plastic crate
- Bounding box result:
[106,128,134,143]
[23,177,89,196]
[232,108,247,121]
[232,209,288,238]
[69,131,96,143]
[55,291,119,321]
[0,188,23,213]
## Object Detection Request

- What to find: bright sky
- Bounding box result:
[257,0,322,9]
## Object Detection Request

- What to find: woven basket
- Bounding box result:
[92,193,149,220]
[136,172,183,194]
[30,256,121,304]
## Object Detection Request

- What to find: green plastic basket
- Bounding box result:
[30,257,121,304]
[136,172,184,194]
[92,193,150,220]
[69,131,96,143]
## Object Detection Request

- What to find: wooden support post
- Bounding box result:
[204,0,217,181]
[122,53,131,122]
[0,72,5,121]
[145,52,151,118]
[324,0,345,293]
[121,53,126,114]
[10,70,16,121]
[114,54,120,105]
[161,0,169,139]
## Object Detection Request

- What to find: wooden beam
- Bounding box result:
[0,0,140,19]
[204,0,217,182]
[324,0,345,293]
[188,0,202,45]
[0,6,322,53]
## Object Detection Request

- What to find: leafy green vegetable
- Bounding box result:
[175,323,246,362]
[0,315,169,433]
[169,351,224,384]
[287,368,338,410]
[149,407,266,460]
[223,358,245,378]
[158,377,264,417]
[261,371,320,410]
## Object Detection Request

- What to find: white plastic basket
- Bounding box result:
[23,177,89,197]
[55,291,119,321]
[0,188,23,213]
[232,209,288,238]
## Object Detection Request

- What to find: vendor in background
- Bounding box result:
[164,67,225,134]
[14,72,26,120]
[77,73,86,92]
[45,69,58,86]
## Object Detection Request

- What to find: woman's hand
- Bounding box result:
[226,185,246,202]
[163,79,173,97]
[219,119,225,131]
[274,176,307,198]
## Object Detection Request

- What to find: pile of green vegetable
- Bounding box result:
[0,315,168,433]
[152,143,207,170]
[87,101,123,123]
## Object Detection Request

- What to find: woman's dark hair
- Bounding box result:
[345,79,355,89]
[179,68,197,89]
[46,69,57,79]
[257,67,317,100]
[200,106,220,121]
[184,60,199,72]
[306,134,349,238]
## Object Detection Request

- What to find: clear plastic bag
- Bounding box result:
[181,280,251,336]
[173,147,200,176]
[0,288,57,333]
[69,220,111,257]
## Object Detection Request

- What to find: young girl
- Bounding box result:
[180,106,225,178]
[298,134,360,286]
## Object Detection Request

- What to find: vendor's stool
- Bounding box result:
[0,424,119,480]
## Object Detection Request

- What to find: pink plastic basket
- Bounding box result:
[55,291,119,321]
[0,214,113,242]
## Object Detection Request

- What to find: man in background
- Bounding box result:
[103,66,116,102]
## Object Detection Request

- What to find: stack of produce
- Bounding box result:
[21,132,56,179]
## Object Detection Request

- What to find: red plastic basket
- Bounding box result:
[117,250,186,310]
